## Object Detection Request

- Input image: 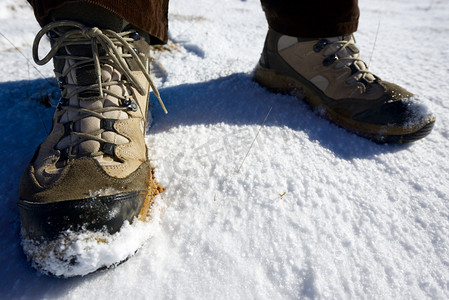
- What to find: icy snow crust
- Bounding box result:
[1,0,449,298]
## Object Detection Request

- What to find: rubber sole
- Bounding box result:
[253,63,435,144]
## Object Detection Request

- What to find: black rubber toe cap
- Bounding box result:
[18,190,146,240]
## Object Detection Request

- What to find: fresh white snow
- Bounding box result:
[0,0,448,298]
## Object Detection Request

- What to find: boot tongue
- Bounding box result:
[66,44,105,99]
[50,1,126,97]
[58,38,122,157]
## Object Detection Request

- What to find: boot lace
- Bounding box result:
[32,20,167,160]
[314,36,377,86]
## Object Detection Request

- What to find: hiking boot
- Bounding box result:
[254,29,435,143]
[17,3,166,260]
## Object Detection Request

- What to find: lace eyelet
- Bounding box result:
[313,39,329,52]
[59,147,70,161]
[349,63,359,75]
[57,97,69,110]
[63,121,74,137]
[102,142,116,156]
[122,97,131,106]
[102,119,116,131]
[58,76,66,89]
[122,98,138,111]
[323,55,338,67]
[130,32,141,41]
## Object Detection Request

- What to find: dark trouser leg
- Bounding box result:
[28,0,357,42]
[27,0,169,44]
[261,0,359,38]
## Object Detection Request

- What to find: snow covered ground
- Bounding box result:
[1,0,449,298]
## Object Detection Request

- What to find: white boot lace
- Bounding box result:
[32,20,167,160]
[317,36,377,85]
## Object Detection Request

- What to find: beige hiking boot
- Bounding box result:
[254,29,435,143]
[17,3,166,265]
